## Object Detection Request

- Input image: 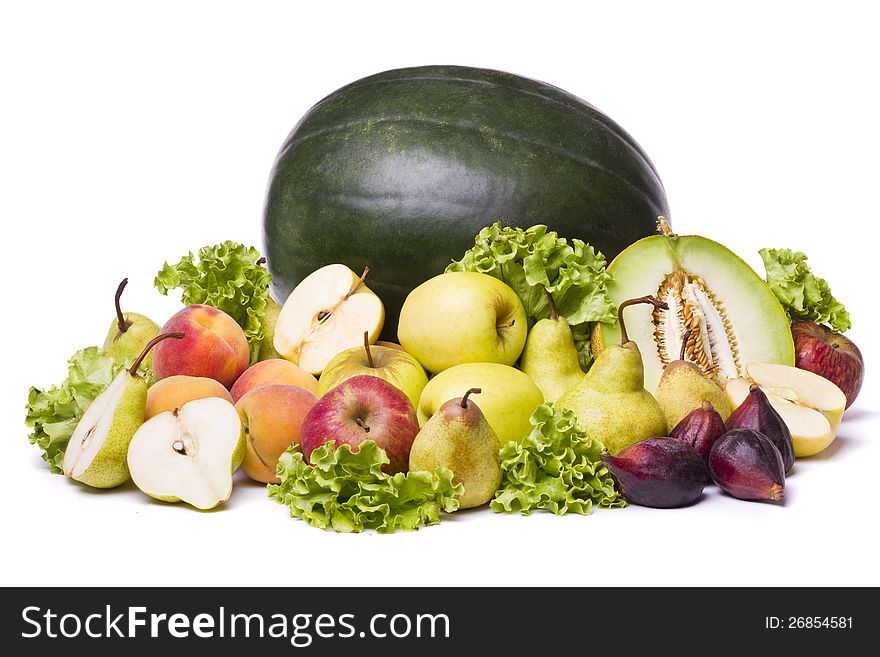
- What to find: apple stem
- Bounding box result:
[460,388,481,408]
[679,328,693,362]
[363,331,375,368]
[129,332,185,376]
[355,417,370,433]
[496,319,516,329]
[544,287,559,321]
[618,295,668,346]
[114,278,133,335]
[256,257,266,266]
[344,266,370,300]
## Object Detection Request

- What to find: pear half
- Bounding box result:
[127,397,245,510]
[726,362,846,457]
[62,369,146,488]
[273,264,384,374]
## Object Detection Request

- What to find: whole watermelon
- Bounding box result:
[263,65,669,338]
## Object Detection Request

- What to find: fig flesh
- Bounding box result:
[601,437,706,508]
[726,384,795,472]
[709,429,785,502]
[670,400,726,465]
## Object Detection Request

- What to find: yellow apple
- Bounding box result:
[418,362,543,445]
[318,336,428,408]
[397,272,527,374]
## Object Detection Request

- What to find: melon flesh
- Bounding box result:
[593,234,794,393]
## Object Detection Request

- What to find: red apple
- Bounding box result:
[300,375,419,474]
[791,322,863,409]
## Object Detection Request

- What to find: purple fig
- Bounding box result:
[670,400,726,465]
[601,437,707,508]
[726,384,794,473]
[709,429,785,502]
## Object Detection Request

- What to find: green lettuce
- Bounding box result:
[25,347,135,473]
[268,441,463,534]
[155,241,272,359]
[760,248,851,332]
[491,403,626,516]
[447,223,616,369]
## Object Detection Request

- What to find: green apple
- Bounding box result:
[318,332,428,408]
[418,362,543,445]
[397,272,527,373]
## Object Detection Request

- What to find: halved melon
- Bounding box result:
[592,227,794,393]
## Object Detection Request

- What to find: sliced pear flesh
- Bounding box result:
[726,362,846,457]
[62,371,145,488]
[127,397,244,510]
[273,264,385,374]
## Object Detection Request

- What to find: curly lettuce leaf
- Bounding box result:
[491,403,626,516]
[268,441,462,534]
[155,241,272,359]
[447,223,615,370]
[760,248,851,332]
[25,347,135,473]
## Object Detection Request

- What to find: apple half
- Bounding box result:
[127,397,245,510]
[726,362,846,457]
[273,264,385,375]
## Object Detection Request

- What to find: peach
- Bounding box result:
[153,304,249,388]
[230,359,319,403]
[236,384,318,483]
[144,375,234,420]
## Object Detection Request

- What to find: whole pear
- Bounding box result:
[256,297,283,361]
[103,278,161,367]
[63,332,184,488]
[557,296,668,454]
[409,388,501,509]
[519,291,584,402]
[655,328,731,429]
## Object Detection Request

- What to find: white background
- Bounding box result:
[2,1,878,587]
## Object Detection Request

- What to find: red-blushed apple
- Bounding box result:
[300,375,419,474]
[792,322,863,409]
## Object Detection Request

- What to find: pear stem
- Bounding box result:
[460,387,482,408]
[363,331,375,368]
[129,332,185,376]
[618,295,668,346]
[679,328,693,361]
[544,287,559,321]
[656,216,674,236]
[343,266,370,300]
[114,278,132,335]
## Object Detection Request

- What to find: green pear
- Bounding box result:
[103,278,160,367]
[256,297,283,361]
[409,388,501,509]
[63,332,184,488]
[519,292,583,402]
[655,328,732,429]
[557,296,668,454]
